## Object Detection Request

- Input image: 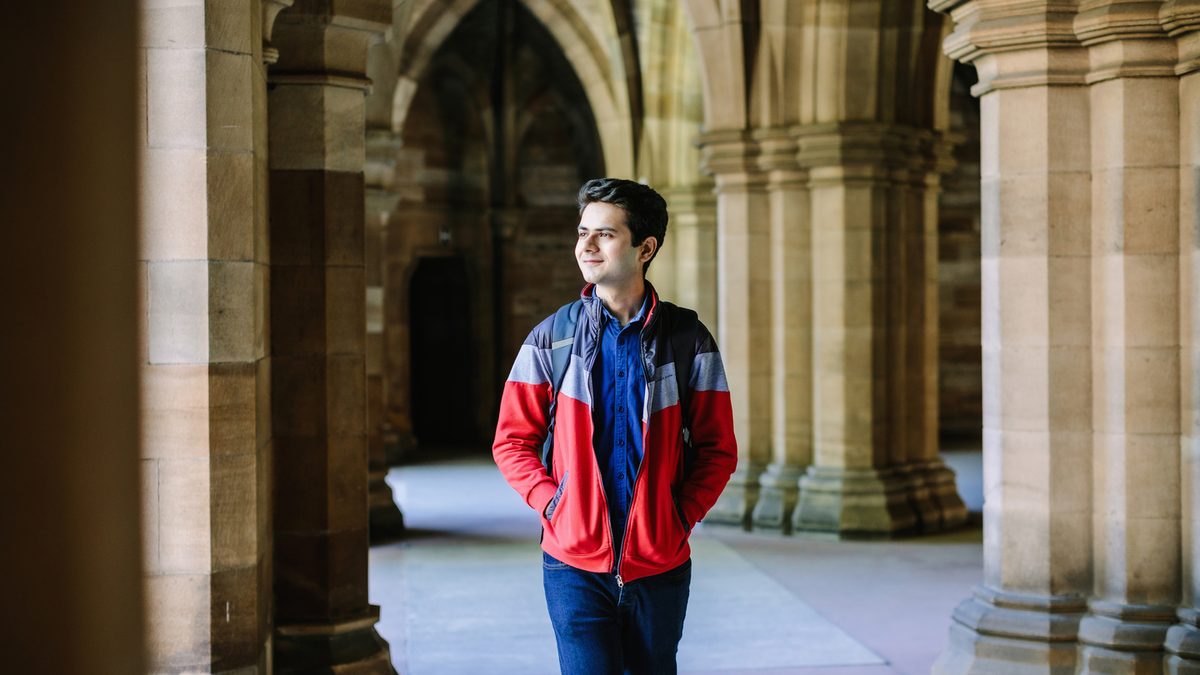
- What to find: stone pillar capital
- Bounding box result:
[660,182,717,210]
[793,123,939,180]
[1075,0,1170,44]
[751,127,806,186]
[1074,1,1177,82]
[270,0,391,86]
[1161,0,1200,73]
[262,0,296,64]
[697,129,766,188]
[1162,0,1200,35]
[930,0,1089,93]
[365,128,401,191]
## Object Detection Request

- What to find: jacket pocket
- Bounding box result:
[545,471,568,522]
[674,498,691,534]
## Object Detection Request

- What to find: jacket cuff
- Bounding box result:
[529,481,559,516]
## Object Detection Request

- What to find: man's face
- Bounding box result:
[575,201,652,288]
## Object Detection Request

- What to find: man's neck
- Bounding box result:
[594,278,646,327]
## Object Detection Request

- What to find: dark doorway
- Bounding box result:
[410,256,477,446]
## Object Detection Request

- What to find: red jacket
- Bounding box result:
[493,284,737,583]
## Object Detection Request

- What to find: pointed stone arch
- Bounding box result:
[391,0,635,176]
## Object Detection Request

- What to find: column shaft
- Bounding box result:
[753,130,812,532]
[269,2,395,671]
[701,132,771,527]
[662,183,718,328]
[907,135,969,532]
[793,126,918,536]
[365,128,405,540]
[1075,6,1182,670]
[931,2,1094,671]
[1162,2,1200,671]
[365,193,404,541]
[139,1,275,670]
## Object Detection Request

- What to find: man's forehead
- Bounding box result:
[578,202,630,231]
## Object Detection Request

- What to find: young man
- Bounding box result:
[492,177,738,674]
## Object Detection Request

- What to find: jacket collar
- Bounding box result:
[580,281,661,334]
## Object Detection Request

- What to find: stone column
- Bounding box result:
[792,125,918,536]
[1074,4,1182,671]
[365,131,404,540]
[752,129,812,532]
[661,182,718,327]
[1166,3,1200,670]
[930,2,1095,672]
[268,1,395,671]
[700,131,771,528]
[139,1,276,670]
[906,133,969,532]
[4,2,142,672]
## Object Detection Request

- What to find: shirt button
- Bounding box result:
[618,371,624,377]
[617,406,624,412]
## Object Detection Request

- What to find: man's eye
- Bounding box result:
[578,231,587,238]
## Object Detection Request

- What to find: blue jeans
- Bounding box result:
[542,551,691,675]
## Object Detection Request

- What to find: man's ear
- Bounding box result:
[638,236,658,263]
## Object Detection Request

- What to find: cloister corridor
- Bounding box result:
[368,450,984,674]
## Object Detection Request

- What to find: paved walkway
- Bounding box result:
[370,453,982,674]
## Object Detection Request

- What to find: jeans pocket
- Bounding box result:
[545,471,569,522]
[542,550,570,570]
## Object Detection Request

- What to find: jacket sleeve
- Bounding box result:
[677,321,739,528]
[492,326,560,515]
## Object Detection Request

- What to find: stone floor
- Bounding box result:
[370,451,983,674]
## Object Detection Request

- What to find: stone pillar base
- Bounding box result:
[1078,601,1175,674]
[382,425,416,466]
[791,465,917,537]
[275,607,395,674]
[750,463,804,532]
[368,469,405,543]
[933,586,1085,675]
[1166,610,1200,674]
[919,459,969,530]
[705,463,764,529]
[896,462,941,533]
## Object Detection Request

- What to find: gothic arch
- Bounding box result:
[391,0,635,176]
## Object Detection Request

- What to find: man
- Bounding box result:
[492,177,738,674]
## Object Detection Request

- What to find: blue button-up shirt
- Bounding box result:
[592,293,648,565]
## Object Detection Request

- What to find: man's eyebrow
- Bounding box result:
[578,225,618,232]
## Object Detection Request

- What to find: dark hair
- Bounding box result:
[577,178,668,275]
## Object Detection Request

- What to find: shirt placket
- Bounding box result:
[614,329,628,513]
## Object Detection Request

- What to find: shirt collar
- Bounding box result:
[601,291,649,331]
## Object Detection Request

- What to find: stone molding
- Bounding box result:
[1077,2,1177,83]
[932,0,1090,94]
[792,465,918,537]
[1075,0,1172,45]
[365,128,402,192]
[270,0,390,81]
[1161,0,1200,74]
[1167,608,1200,660]
[263,0,296,64]
[950,585,1087,643]
[697,130,762,181]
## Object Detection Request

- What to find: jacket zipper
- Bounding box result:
[616,333,655,589]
